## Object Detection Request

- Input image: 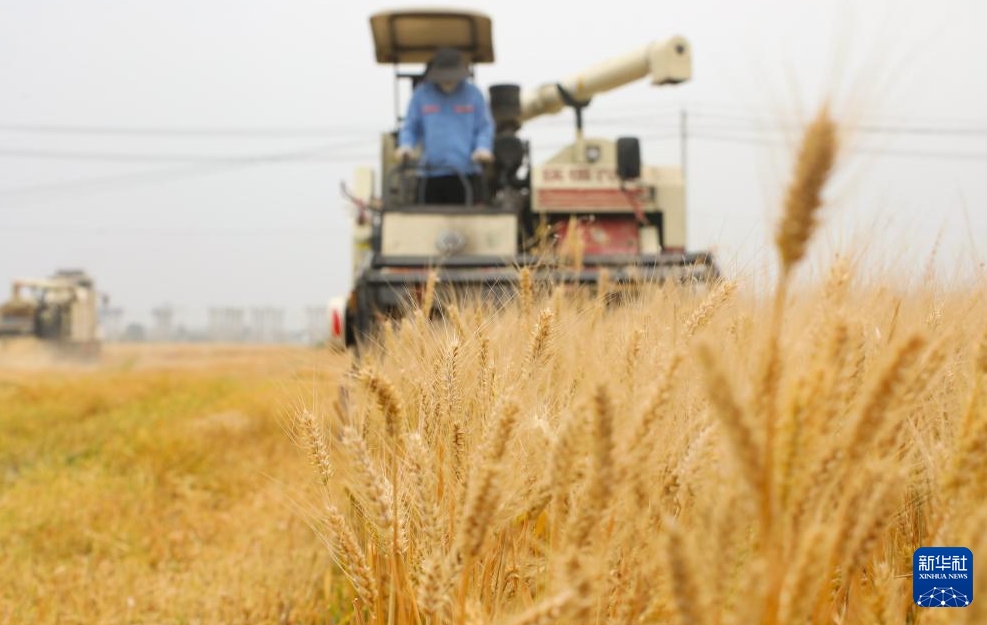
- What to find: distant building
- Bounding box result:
[99,306,125,341]
[121,323,146,342]
[306,306,328,345]
[151,306,174,342]
[208,307,245,342]
[250,307,285,343]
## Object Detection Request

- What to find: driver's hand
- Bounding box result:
[471,148,494,164]
[394,146,414,162]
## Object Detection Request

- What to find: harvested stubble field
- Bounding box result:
[0,343,349,623]
[3,105,987,625]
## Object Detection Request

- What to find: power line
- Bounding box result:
[685,110,987,136]
[841,123,987,136]
[0,163,261,203]
[0,123,384,138]
[853,146,987,162]
[0,124,684,164]
[0,159,364,206]
[2,118,977,167]
[0,134,673,206]
[0,143,376,164]
[0,103,679,137]
[1,119,982,208]
[691,132,987,161]
[568,101,987,131]
[0,141,378,203]
[0,225,339,237]
[2,109,984,147]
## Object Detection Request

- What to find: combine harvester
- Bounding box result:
[0,269,102,361]
[328,8,720,348]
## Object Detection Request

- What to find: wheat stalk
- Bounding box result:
[565,385,614,548]
[422,270,438,315]
[665,518,704,625]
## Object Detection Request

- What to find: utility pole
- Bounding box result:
[679,108,688,180]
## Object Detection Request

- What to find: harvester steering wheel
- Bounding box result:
[388,160,475,207]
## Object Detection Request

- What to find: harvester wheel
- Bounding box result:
[349,283,375,353]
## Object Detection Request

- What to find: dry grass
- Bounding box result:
[296,103,987,624]
[0,344,349,624]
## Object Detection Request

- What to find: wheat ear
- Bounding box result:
[325,502,378,616]
[341,425,399,548]
[696,342,764,497]
[453,400,521,564]
[522,308,555,377]
[775,103,838,276]
[519,266,534,316]
[684,280,737,338]
[300,409,333,487]
[357,366,406,442]
[505,589,578,625]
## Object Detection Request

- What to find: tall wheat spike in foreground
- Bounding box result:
[299,102,987,625]
[775,103,838,277]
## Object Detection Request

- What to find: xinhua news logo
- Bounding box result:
[913,547,974,607]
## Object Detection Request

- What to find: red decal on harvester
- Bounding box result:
[331,310,342,337]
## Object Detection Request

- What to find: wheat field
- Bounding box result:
[303,270,986,625]
[2,105,986,624]
[294,104,987,624]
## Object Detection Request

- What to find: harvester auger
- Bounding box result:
[327,8,721,349]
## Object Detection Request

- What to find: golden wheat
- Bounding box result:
[288,102,985,625]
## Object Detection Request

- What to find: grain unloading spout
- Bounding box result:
[518,37,691,124]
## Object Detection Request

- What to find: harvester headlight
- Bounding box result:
[435,230,468,256]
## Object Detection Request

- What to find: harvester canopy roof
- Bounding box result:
[369,9,494,64]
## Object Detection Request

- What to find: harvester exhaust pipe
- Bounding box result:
[518,36,691,123]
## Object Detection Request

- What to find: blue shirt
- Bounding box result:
[398,81,494,177]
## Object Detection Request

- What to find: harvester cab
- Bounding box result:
[327,8,720,349]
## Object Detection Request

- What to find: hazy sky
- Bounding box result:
[1,0,985,328]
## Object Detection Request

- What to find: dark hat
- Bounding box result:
[425,47,469,83]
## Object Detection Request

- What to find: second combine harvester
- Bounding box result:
[329,8,720,349]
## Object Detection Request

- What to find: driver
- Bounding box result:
[395,48,494,204]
